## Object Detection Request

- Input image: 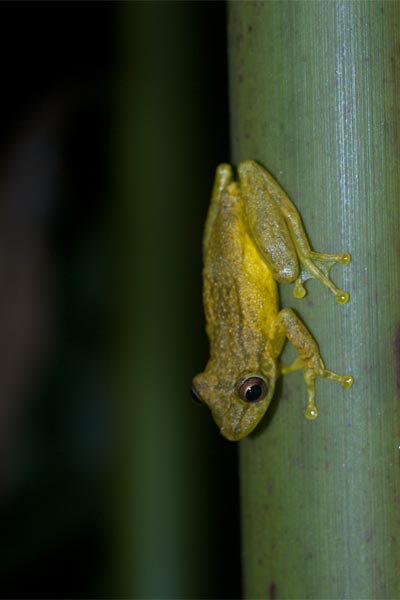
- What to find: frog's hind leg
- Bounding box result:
[266,308,353,419]
[292,244,351,305]
[276,200,350,304]
[203,164,235,251]
[238,161,351,304]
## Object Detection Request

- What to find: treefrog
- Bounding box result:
[191,160,353,441]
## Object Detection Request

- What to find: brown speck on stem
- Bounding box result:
[269,583,277,600]
[393,324,400,393]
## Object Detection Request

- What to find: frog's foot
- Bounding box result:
[281,356,353,419]
[304,366,353,419]
[293,251,351,304]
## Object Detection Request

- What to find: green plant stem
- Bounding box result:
[228,2,400,598]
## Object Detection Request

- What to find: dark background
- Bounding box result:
[0,2,240,598]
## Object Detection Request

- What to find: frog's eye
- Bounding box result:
[191,386,204,406]
[238,376,268,403]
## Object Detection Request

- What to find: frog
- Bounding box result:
[191,160,353,441]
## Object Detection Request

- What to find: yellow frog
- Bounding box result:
[191,161,353,441]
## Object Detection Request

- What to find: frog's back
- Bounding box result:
[203,184,279,353]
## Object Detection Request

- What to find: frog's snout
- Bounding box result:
[219,428,244,442]
[219,416,260,442]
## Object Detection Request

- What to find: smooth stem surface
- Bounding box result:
[228,2,400,598]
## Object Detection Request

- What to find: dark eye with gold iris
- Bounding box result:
[191,386,204,405]
[238,376,268,403]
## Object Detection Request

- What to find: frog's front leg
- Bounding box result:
[264,308,353,419]
[238,160,351,304]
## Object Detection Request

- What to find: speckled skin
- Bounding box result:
[192,161,352,441]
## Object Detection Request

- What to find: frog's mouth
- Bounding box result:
[218,400,270,441]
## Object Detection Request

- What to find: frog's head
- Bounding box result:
[191,359,277,441]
